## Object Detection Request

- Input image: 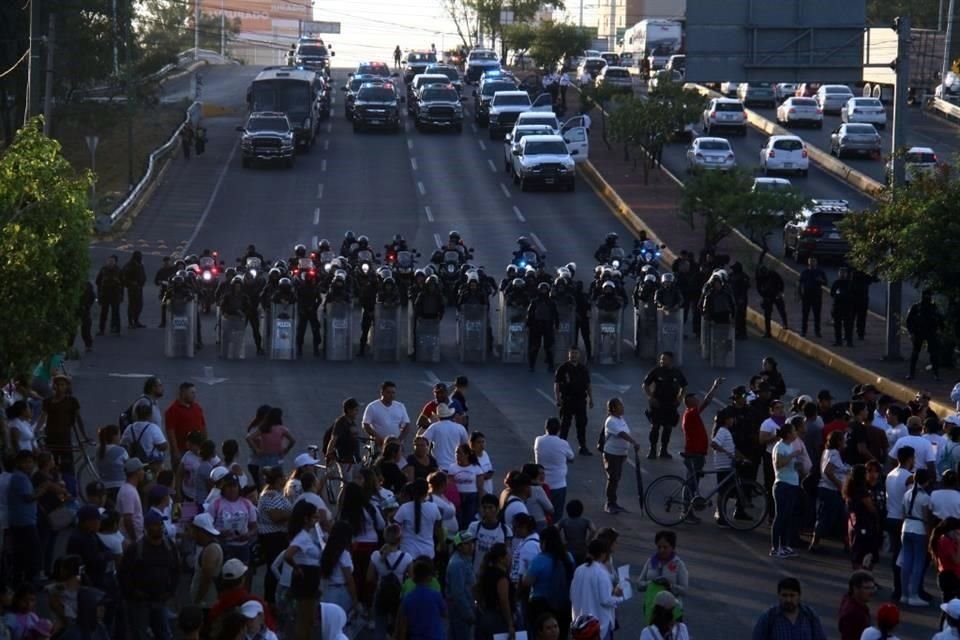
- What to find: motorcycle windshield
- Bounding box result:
[319,251,334,263]
[246,257,262,269]
[357,250,374,262]
[444,251,460,263]
[522,251,538,263]
[397,251,413,267]
[200,257,215,268]
[298,258,314,269]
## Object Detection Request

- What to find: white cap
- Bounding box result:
[942,598,960,619]
[221,558,248,580]
[239,600,264,619]
[192,513,220,536]
[436,403,455,419]
[294,453,319,468]
[210,466,229,482]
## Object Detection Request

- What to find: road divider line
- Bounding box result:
[312,235,318,248]
[499,182,511,198]
[313,208,320,225]
[326,122,332,133]
[407,139,414,150]
[433,233,442,248]
[316,184,324,199]
[535,389,554,405]
[417,181,427,195]
[321,159,327,172]
[478,140,486,151]
[411,157,418,171]
[424,206,434,222]
[512,206,526,222]
[323,140,330,151]
[179,137,239,256]
[487,159,496,173]
[530,232,546,254]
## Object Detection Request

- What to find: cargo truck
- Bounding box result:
[861,27,960,104]
[622,19,684,76]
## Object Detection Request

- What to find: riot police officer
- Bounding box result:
[378,275,403,306]
[325,270,352,303]
[595,280,623,312]
[295,272,322,357]
[701,274,735,326]
[906,289,944,381]
[594,232,619,264]
[527,282,560,372]
[500,265,520,292]
[340,231,358,258]
[221,275,263,354]
[242,244,266,265]
[165,272,202,350]
[457,273,488,308]
[414,275,445,320]
[272,277,297,305]
[357,264,379,356]
[654,272,684,311]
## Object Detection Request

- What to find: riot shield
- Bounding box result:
[633,302,658,360]
[554,297,577,356]
[164,297,196,358]
[500,303,528,364]
[415,317,441,362]
[706,320,736,368]
[218,312,248,359]
[324,301,353,361]
[458,304,488,363]
[268,302,297,360]
[373,303,403,362]
[656,308,685,366]
[592,306,623,365]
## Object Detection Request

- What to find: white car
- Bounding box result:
[760,135,809,176]
[752,177,793,192]
[487,90,532,139]
[515,111,561,134]
[510,134,577,191]
[508,115,590,162]
[702,98,747,136]
[776,97,823,128]
[815,84,854,114]
[842,97,887,129]
[885,146,938,183]
[503,125,555,171]
[721,81,741,97]
[774,83,797,102]
[685,137,736,172]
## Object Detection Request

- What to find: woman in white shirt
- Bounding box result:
[901,468,934,606]
[284,501,323,640]
[337,482,384,608]
[426,471,458,535]
[710,409,740,525]
[810,430,849,552]
[95,424,128,498]
[6,401,36,452]
[470,432,496,495]
[395,479,442,559]
[447,444,485,530]
[319,521,358,615]
[570,538,624,639]
[522,463,554,531]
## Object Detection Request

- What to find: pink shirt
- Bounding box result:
[252,425,290,456]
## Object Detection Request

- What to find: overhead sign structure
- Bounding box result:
[300,20,341,35]
[685,0,866,83]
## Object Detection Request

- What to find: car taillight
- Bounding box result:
[768,150,775,158]
[788,108,796,113]
[801,149,808,158]
[802,226,822,237]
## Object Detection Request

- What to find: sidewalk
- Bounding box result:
[567,89,958,412]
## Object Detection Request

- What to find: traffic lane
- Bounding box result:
[161,64,258,107]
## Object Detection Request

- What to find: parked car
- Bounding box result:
[775,97,823,128]
[599,52,620,66]
[815,84,854,114]
[738,82,777,108]
[759,135,809,176]
[685,137,736,172]
[503,125,555,171]
[885,146,938,183]
[720,81,741,97]
[829,123,882,158]
[783,199,851,262]
[702,98,747,136]
[841,97,887,129]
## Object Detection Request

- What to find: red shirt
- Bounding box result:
[681,407,708,455]
[209,587,277,630]
[164,400,206,452]
[837,594,870,640]
[938,534,960,575]
[822,419,848,446]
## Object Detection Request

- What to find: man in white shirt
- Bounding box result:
[602,398,641,514]
[121,403,168,464]
[510,513,540,593]
[362,381,411,446]
[417,403,467,471]
[932,471,960,519]
[884,405,909,447]
[885,445,915,602]
[559,71,571,108]
[888,416,936,476]
[534,417,575,516]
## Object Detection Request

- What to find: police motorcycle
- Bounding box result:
[431,231,474,306]
[288,244,319,280]
[383,235,420,303]
[511,236,544,271]
[195,251,223,314]
[315,239,337,271]
[627,238,665,279]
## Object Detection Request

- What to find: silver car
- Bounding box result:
[596,66,633,93]
[816,84,854,114]
[830,123,882,158]
[776,97,823,128]
[686,137,736,172]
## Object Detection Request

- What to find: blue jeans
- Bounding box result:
[901,531,928,598]
[459,492,479,531]
[127,602,171,640]
[814,488,844,539]
[772,482,801,550]
[550,486,567,521]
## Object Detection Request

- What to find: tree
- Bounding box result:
[647,78,709,142]
[679,168,757,253]
[608,95,673,182]
[527,22,591,71]
[440,0,480,49]
[579,81,619,148]
[503,22,536,68]
[739,186,811,256]
[0,118,93,376]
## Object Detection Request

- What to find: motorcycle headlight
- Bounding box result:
[612,260,620,268]
[361,263,370,274]
[202,271,212,281]
[324,263,333,273]
[250,269,258,278]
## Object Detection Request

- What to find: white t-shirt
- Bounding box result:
[889,434,937,469]
[9,418,36,451]
[641,624,690,640]
[534,434,575,489]
[295,492,333,522]
[931,489,960,520]
[467,519,512,574]
[395,500,442,559]
[927,433,949,461]
[818,449,849,491]
[711,427,735,469]
[421,420,468,470]
[121,421,167,461]
[510,533,540,584]
[603,416,631,456]
[349,505,386,544]
[289,529,322,566]
[860,630,899,640]
[885,467,914,520]
[760,418,781,453]
[322,550,353,586]
[477,451,494,495]
[429,494,458,533]
[370,549,413,581]
[902,487,931,536]
[362,400,411,440]
[134,396,164,430]
[886,423,908,447]
[447,462,482,495]
[116,482,143,542]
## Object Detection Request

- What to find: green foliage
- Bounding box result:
[679,168,756,252]
[0,118,93,376]
[135,0,240,75]
[647,79,709,141]
[527,22,592,70]
[740,185,811,253]
[503,22,536,55]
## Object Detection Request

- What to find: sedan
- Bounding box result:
[774,83,797,102]
[815,84,854,114]
[842,97,887,129]
[738,82,777,108]
[830,123,882,158]
[759,135,809,176]
[686,137,736,172]
[776,97,823,128]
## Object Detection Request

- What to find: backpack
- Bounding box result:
[125,422,150,462]
[118,395,148,430]
[500,496,523,525]
[374,551,407,615]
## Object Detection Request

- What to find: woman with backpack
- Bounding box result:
[367,523,413,637]
[339,483,385,609]
[522,525,574,638]
[318,521,358,615]
[901,468,933,606]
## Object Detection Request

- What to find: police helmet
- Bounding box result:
[605,232,618,244]
[466,271,479,283]
[294,244,307,258]
[231,275,244,285]
[537,282,551,294]
[382,275,396,286]
[344,231,355,240]
[448,230,461,242]
[357,235,369,248]
[557,268,571,280]
[318,238,331,251]
[414,268,427,278]
[174,260,187,270]
[246,244,257,254]
[517,235,530,247]
[423,265,436,277]
[602,281,616,291]
[644,274,658,284]
[279,277,293,288]
[334,269,347,281]
[426,274,440,285]
[511,278,525,289]
[175,269,189,279]
[185,254,199,265]
[661,272,675,284]
[171,275,185,286]
[524,266,537,278]
[268,267,282,280]
[506,265,518,277]
[224,268,237,280]
[610,269,622,280]
[565,262,577,276]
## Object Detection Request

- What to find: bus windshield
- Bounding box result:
[250,80,312,122]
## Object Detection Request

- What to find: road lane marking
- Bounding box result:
[180,137,239,256]
[321,159,327,172]
[313,207,320,225]
[424,206,434,222]
[499,182,511,198]
[512,206,526,222]
[417,181,426,195]
[530,232,546,254]
[312,235,318,248]
[317,183,324,199]
[433,233,442,248]
[326,122,332,133]
[487,159,496,172]
[407,139,414,150]
[536,389,554,405]
[410,157,418,171]
[424,370,442,385]
[323,140,330,151]
[471,123,477,133]
[478,140,486,151]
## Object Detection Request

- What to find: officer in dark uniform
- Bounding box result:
[906,289,944,381]
[527,282,560,372]
[412,275,445,360]
[756,264,788,337]
[122,251,147,329]
[95,255,124,335]
[830,267,855,347]
[154,257,176,328]
[728,262,751,340]
[643,352,688,459]
[653,272,683,310]
[554,347,594,455]
[593,232,620,264]
[457,274,488,307]
[357,269,379,356]
[850,269,877,341]
[797,257,828,338]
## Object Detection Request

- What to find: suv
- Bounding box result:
[737,82,777,108]
[352,82,401,132]
[403,51,438,84]
[291,40,333,74]
[342,74,381,120]
[466,49,501,83]
[782,199,851,262]
[886,146,938,184]
[595,66,633,93]
[702,98,747,136]
[577,57,607,80]
[425,64,463,95]
[474,77,518,126]
[488,91,532,139]
[407,74,451,113]
[510,134,576,191]
[237,112,295,168]
[414,83,463,132]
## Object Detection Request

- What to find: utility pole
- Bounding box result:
[885,15,910,362]
[942,0,956,94]
[125,3,135,190]
[220,0,225,57]
[607,0,616,51]
[579,0,584,28]
[42,12,55,136]
[25,0,43,125]
[112,0,118,75]
[194,0,201,61]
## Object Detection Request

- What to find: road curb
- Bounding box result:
[578,159,954,417]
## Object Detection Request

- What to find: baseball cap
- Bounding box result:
[222,558,248,580]
[943,598,960,619]
[452,531,475,546]
[124,458,145,474]
[876,603,899,628]
[294,453,319,468]
[210,467,230,482]
[192,513,220,536]
[239,600,264,619]
[144,510,164,526]
[654,590,678,609]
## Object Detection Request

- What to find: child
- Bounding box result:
[239,600,278,640]
[557,499,596,565]
[467,494,513,574]
[681,378,722,495]
[710,409,739,527]
[394,558,447,640]
[2,585,54,640]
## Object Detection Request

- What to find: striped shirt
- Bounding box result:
[257,489,292,535]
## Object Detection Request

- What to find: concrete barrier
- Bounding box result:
[929,97,960,123]
[578,158,953,417]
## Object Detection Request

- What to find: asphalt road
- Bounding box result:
[81,66,940,638]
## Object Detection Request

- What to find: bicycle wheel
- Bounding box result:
[74,448,101,501]
[718,479,768,531]
[321,465,343,507]
[643,475,693,527]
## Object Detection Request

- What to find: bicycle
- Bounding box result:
[307,436,377,506]
[643,463,767,530]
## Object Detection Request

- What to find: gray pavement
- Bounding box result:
[79,66,942,638]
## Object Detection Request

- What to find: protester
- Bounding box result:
[901,468,933,606]
[636,530,689,610]
[601,398,642,514]
[931,517,960,605]
[752,577,827,640]
[838,570,876,640]
[534,417,575,517]
[570,539,623,640]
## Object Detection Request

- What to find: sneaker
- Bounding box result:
[781,547,797,557]
[906,596,929,607]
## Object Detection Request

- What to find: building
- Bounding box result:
[203,0,313,65]
[597,0,685,45]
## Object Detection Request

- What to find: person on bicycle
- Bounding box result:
[325,397,363,483]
